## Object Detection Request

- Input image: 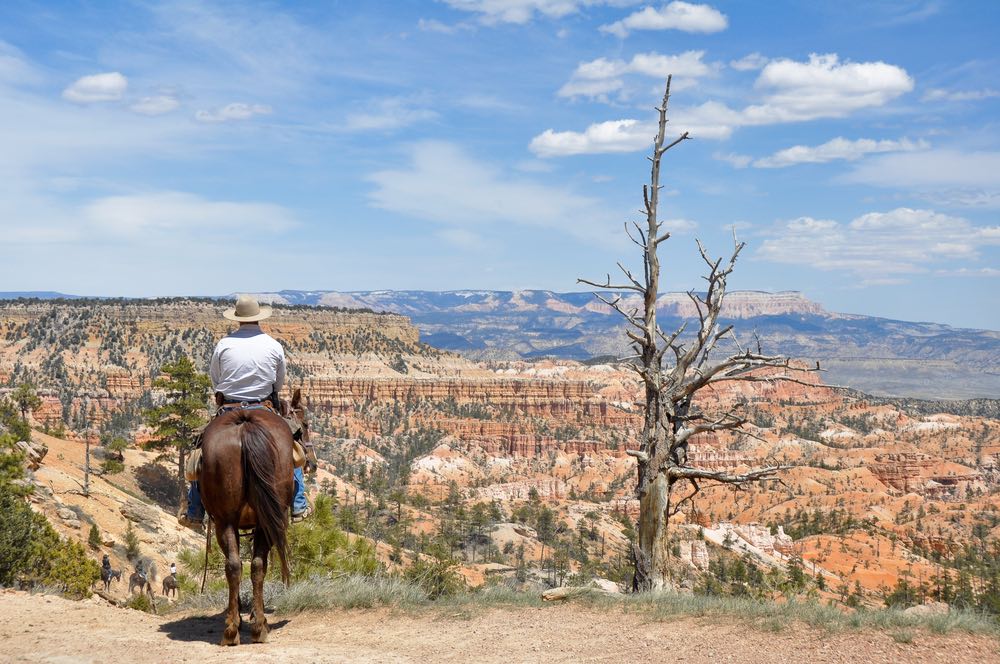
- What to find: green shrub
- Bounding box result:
[284,494,380,581]
[124,521,141,560]
[88,524,101,550]
[125,592,154,613]
[0,482,99,597]
[403,555,464,599]
[42,538,101,598]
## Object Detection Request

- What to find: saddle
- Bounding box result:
[184,395,307,481]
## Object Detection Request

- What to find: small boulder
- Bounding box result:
[120,501,159,526]
[904,601,949,617]
[590,578,621,594]
[57,507,78,521]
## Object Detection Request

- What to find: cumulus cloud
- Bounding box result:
[531,119,650,157]
[85,191,296,237]
[129,94,180,116]
[533,54,913,156]
[559,50,712,100]
[757,207,1000,281]
[922,87,1000,102]
[730,52,768,71]
[744,53,913,123]
[600,2,727,37]
[195,102,271,123]
[367,141,617,243]
[754,137,928,168]
[62,72,128,103]
[530,104,733,156]
[344,97,439,132]
[439,0,639,25]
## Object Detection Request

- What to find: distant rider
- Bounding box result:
[178,294,310,530]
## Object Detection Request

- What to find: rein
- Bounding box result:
[201,520,212,593]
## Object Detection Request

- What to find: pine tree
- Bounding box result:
[88,523,101,550]
[144,356,210,507]
[10,383,41,429]
[124,521,141,560]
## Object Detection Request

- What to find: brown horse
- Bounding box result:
[162,574,178,598]
[101,567,121,592]
[199,391,299,646]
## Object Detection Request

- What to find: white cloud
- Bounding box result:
[754,137,928,168]
[531,119,649,157]
[729,52,768,71]
[936,267,1000,278]
[661,218,697,234]
[129,94,180,116]
[843,149,1000,209]
[559,50,712,100]
[62,72,128,103]
[344,97,439,132]
[534,54,913,156]
[600,2,727,38]
[0,41,40,85]
[747,53,913,122]
[85,192,296,237]
[530,104,733,156]
[195,102,272,123]
[758,207,1000,281]
[367,141,618,243]
[922,87,1000,102]
[845,150,1000,189]
[439,0,639,25]
[713,152,752,168]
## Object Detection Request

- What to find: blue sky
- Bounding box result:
[1,1,998,328]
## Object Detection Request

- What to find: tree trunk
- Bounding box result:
[84,438,90,497]
[635,471,671,590]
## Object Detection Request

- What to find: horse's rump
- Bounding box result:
[200,408,292,584]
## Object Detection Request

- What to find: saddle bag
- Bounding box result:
[185,448,201,481]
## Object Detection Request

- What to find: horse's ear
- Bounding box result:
[291,388,301,408]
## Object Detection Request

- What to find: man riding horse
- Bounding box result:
[179,294,311,530]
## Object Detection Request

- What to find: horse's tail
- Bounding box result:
[237,412,290,584]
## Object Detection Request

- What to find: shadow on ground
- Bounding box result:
[159,611,289,644]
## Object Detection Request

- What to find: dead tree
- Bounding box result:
[580,76,820,591]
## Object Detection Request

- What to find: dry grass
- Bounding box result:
[169,576,999,639]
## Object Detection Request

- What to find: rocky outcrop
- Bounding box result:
[472,479,568,502]
[720,523,793,555]
[679,540,709,570]
[14,439,48,470]
[305,377,631,424]
[870,452,981,495]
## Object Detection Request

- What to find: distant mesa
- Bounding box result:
[1,289,997,399]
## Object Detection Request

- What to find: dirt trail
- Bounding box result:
[3,590,997,664]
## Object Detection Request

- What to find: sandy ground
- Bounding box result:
[3,591,998,664]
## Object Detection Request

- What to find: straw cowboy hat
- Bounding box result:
[223,294,273,322]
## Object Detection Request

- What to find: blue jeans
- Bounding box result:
[186,467,308,519]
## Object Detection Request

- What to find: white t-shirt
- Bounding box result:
[209,324,286,401]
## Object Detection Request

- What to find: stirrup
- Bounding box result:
[178,514,205,532]
[291,506,312,523]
